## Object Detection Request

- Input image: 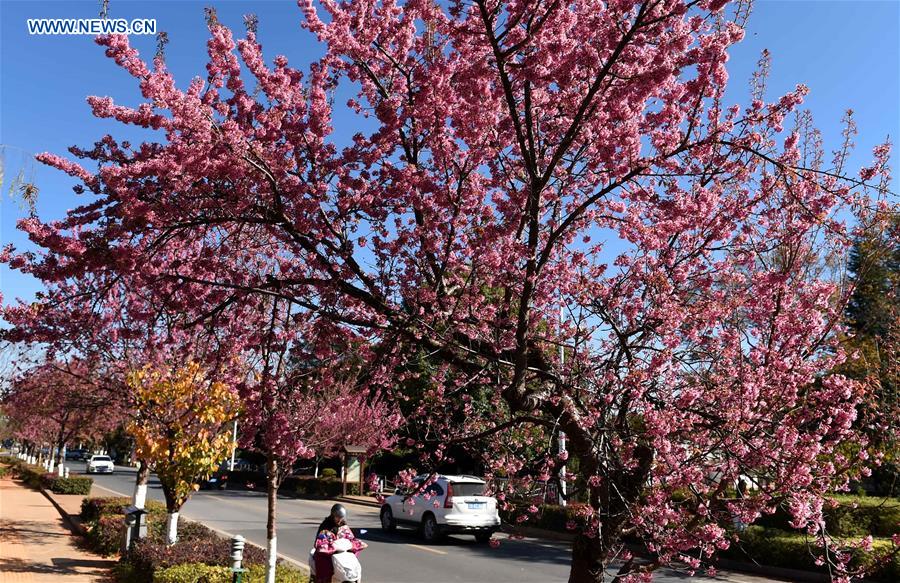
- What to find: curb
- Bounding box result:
[335,495,381,508]
[39,485,89,537]
[499,525,855,583]
[713,557,830,583]
[501,523,575,542]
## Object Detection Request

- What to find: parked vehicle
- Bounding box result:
[232,458,259,473]
[65,449,86,461]
[86,454,115,474]
[199,462,229,490]
[380,474,500,543]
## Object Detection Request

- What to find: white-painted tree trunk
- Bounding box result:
[165,512,179,545]
[57,463,65,477]
[48,457,55,473]
[133,483,148,510]
[265,536,277,583]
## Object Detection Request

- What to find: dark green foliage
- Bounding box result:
[42,474,93,495]
[500,502,590,532]
[290,476,342,498]
[846,222,899,340]
[722,526,900,582]
[754,496,900,537]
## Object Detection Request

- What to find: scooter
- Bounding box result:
[331,537,362,582]
[308,531,367,583]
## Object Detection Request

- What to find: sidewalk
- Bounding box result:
[0,477,115,583]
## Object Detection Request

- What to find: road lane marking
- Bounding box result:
[407,544,448,555]
[93,484,130,497]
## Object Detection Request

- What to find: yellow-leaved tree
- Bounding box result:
[127,361,239,544]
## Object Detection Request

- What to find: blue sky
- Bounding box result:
[1,0,898,304]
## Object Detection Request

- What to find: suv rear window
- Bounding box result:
[450,482,485,496]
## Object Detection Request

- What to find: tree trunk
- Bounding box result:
[568,534,608,583]
[161,486,180,545]
[265,455,279,583]
[565,443,654,583]
[133,460,150,510]
[164,511,179,545]
[54,415,68,471]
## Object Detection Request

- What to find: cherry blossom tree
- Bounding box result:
[238,298,400,583]
[2,1,897,580]
[1,228,267,509]
[2,360,121,471]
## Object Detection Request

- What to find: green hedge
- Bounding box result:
[754,495,900,537]
[81,496,166,522]
[724,526,900,582]
[0,459,93,493]
[151,563,307,583]
[14,462,46,488]
[42,474,93,495]
[290,476,342,498]
[82,496,168,555]
[500,502,590,532]
[82,497,131,521]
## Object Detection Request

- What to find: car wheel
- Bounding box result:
[421,514,441,543]
[380,506,396,532]
[475,531,492,543]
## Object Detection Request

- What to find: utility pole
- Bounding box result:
[559,304,567,507]
[229,419,238,471]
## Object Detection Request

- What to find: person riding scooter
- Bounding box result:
[311,504,367,583]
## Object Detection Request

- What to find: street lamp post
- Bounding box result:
[229,420,238,472]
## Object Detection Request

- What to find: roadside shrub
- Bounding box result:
[321,468,338,479]
[0,466,9,478]
[127,531,267,576]
[243,564,307,583]
[226,470,266,489]
[152,563,230,583]
[825,496,900,537]
[14,463,46,488]
[43,474,93,495]
[147,518,214,542]
[291,476,342,498]
[752,496,900,537]
[88,514,123,556]
[82,496,132,521]
[83,496,166,556]
[152,563,307,583]
[499,502,590,532]
[723,526,900,582]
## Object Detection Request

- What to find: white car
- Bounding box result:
[86,455,115,474]
[380,475,500,542]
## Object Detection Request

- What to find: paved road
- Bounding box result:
[68,461,783,583]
